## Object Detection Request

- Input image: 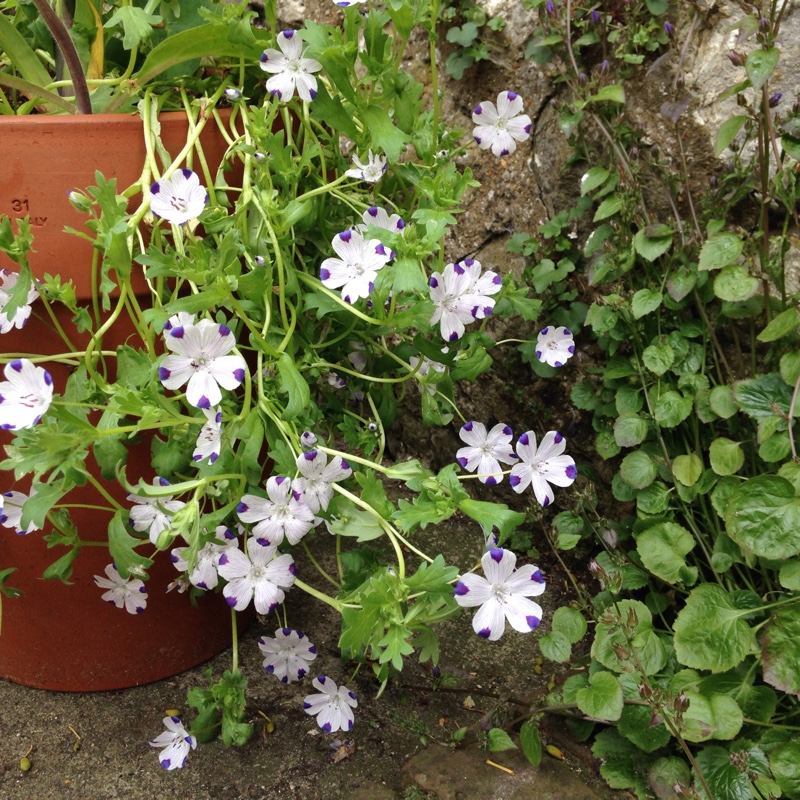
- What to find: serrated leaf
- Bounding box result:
[620,449,657,489]
[713,265,758,302]
[576,671,623,721]
[614,413,648,448]
[631,288,663,319]
[760,605,800,697]
[551,606,587,644]
[770,742,800,800]
[653,390,692,428]
[276,352,310,421]
[108,510,153,579]
[673,454,703,487]
[637,521,696,584]
[698,233,743,271]
[642,341,674,376]
[634,229,673,262]
[539,631,572,662]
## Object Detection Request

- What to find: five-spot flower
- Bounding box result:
[150,169,208,225]
[259,30,322,102]
[128,477,186,546]
[292,449,352,514]
[535,326,575,367]
[472,91,532,157]
[320,229,392,303]
[0,270,38,333]
[456,421,518,485]
[429,260,501,341]
[217,538,296,614]
[94,563,148,614]
[149,716,197,770]
[193,407,223,465]
[303,676,358,732]
[259,628,318,683]
[0,487,39,535]
[509,430,577,507]
[171,525,239,591]
[345,150,387,183]
[159,319,247,409]
[454,548,546,640]
[0,358,53,430]
[237,476,316,546]
[356,206,406,236]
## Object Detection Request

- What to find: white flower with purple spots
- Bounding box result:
[150,169,208,225]
[333,0,366,6]
[217,537,296,614]
[509,430,577,507]
[237,476,315,546]
[259,30,322,102]
[0,358,53,430]
[535,326,575,367]
[320,229,392,303]
[193,407,222,465]
[301,431,318,449]
[292,449,353,513]
[0,487,39,535]
[171,526,239,590]
[456,421,518,485]
[259,628,318,684]
[356,206,406,236]
[345,150,387,183]
[0,270,38,334]
[303,676,358,733]
[149,716,197,770]
[93,563,148,614]
[472,91,532,157]
[128,477,186,546]
[429,260,500,342]
[159,319,247,409]
[164,312,196,333]
[454,548,545,641]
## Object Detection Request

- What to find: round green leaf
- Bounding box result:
[709,385,737,419]
[672,454,703,487]
[551,606,587,644]
[770,742,800,800]
[725,475,800,559]
[576,670,624,721]
[673,584,756,673]
[637,481,671,514]
[694,745,752,800]
[681,691,743,742]
[596,429,621,460]
[631,288,663,319]
[620,449,657,489]
[709,437,744,476]
[698,232,743,271]
[618,704,671,753]
[779,559,800,590]
[614,413,648,447]
[713,265,759,302]
[539,631,572,663]
[634,229,673,262]
[592,599,667,676]
[636,521,696,584]
[760,605,800,698]
[759,432,791,462]
[653,390,692,428]
[648,757,691,800]
[642,341,674,376]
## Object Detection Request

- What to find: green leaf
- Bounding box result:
[633,229,673,262]
[618,704,671,753]
[694,745,752,800]
[592,728,654,795]
[733,373,793,420]
[593,194,624,221]
[709,438,744,476]
[551,606,587,644]
[770,742,800,800]
[328,507,385,542]
[709,386,738,419]
[588,84,625,104]
[620,449,657,489]
[576,671,624,721]
[592,599,667,675]
[781,351,800,386]
[713,265,758,302]
[108,510,153,579]
[404,555,459,594]
[580,166,611,195]
[378,622,415,670]
[653,390,692,428]
[362,104,410,161]
[681,691,743,742]
[642,340,674,376]
[539,631,572,662]
[614,413,648,448]
[487,728,517,752]
[779,559,800,590]
[104,6,161,49]
[725,475,800,559]
[309,82,360,140]
[715,115,749,156]
[673,454,703,487]
[636,521,696,584]
[673,584,756,673]
[631,288,663,319]
[276,352,310,421]
[759,605,800,697]
[698,232,743,271]
[746,47,780,91]
[458,499,525,543]
[519,720,542,768]
[758,306,800,341]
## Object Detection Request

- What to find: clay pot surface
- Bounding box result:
[0,110,250,691]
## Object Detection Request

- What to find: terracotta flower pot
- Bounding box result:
[0,110,252,691]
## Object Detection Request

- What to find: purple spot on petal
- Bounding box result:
[233,368,245,382]
[507,91,518,101]
[181,168,193,180]
[554,432,563,443]
[322,722,332,732]
[500,149,510,156]
[568,345,575,354]
[375,243,387,256]
[519,433,529,446]
[309,88,317,100]
[474,136,482,145]
[531,569,544,583]
[219,553,230,565]
[170,326,185,339]
[454,263,465,275]
[367,207,378,217]
[542,496,550,508]
[289,563,296,576]
[485,476,497,486]
[318,675,327,684]
[566,464,577,479]
[158,367,171,380]
[454,582,469,596]
[303,702,312,709]
[478,628,491,639]
[151,181,161,194]
[339,230,352,242]
[554,361,563,368]
[527,615,541,630]
[320,268,330,280]
[463,421,474,432]
[563,328,571,335]
[535,350,542,360]
[282,29,294,38]
[429,276,438,289]
[197,396,211,409]
[10,360,23,372]
[219,323,232,337]
[473,105,483,116]
[448,331,459,342]
[304,450,318,461]
[489,548,504,563]
[524,123,531,134]
[457,457,468,468]
[541,326,549,335]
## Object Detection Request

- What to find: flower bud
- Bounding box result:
[727,49,745,67]
[546,0,556,15]
[254,255,265,267]
[300,431,318,448]
[67,190,93,212]
[590,9,601,24]
[254,151,267,163]
[769,92,782,108]
[663,21,675,37]
[225,87,242,100]
[674,692,690,713]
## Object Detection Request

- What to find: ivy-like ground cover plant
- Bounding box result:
[513,0,800,797]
